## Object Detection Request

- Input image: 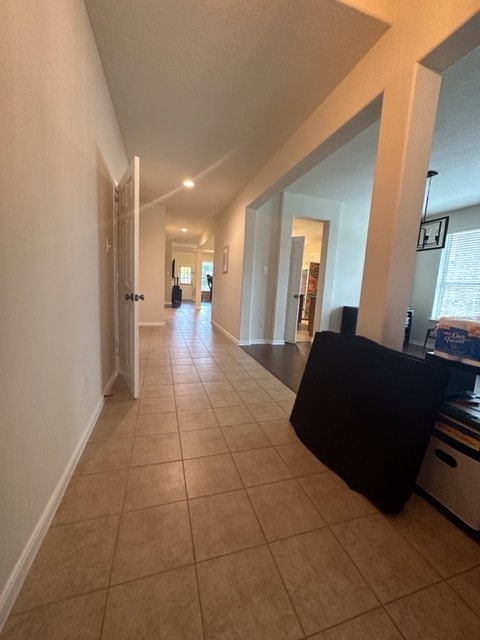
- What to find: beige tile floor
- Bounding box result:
[2,304,480,639]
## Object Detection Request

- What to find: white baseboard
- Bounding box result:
[104,370,117,395]
[139,322,165,327]
[211,320,239,345]
[238,339,286,346]
[0,373,115,631]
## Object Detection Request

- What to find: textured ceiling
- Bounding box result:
[288,120,380,205]
[240,37,480,288]
[288,45,480,217]
[85,1,478,244]
[84,0,389,243]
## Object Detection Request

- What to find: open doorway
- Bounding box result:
[285,218,325,344]
[201,256,214,302]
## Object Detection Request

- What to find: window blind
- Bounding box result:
[432,228,480,319]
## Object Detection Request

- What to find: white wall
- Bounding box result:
[282,192,361,334]
[247,196,282,342]
[139,204,166,324]
[239,190,369,344]
[213,206,247,342]
[0,0,127,621]
[165,240,173,304]
[409,204,480,344]
[330,200,371,330]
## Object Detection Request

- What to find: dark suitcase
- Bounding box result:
[171,284,182,307]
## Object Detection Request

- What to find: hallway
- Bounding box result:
[2,304,480,639]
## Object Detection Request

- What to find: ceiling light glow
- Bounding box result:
[183,179,195,188]
[181,227,188,232]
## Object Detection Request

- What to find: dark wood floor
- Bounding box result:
[242,338,427,393]
[241,341,312,393]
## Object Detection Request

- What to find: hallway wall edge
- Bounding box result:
[0,371,116,631]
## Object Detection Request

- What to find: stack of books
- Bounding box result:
[434,392,480,453]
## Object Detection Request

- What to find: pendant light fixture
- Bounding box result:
[422,170,438,223]
[416,170,449,251]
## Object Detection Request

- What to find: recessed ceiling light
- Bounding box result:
[183,179,195,188]
[181,227,188,232]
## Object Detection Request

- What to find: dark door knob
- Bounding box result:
[134,294,145,301]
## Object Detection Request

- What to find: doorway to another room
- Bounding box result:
[168,244,214,309]
[201,258,214,302]
[286,217,325,344]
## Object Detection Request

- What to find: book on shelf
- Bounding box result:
[441,393,480,430]
[434,414,480,452]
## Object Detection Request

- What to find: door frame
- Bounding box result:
[113,181,119,372]
[284,236,305,343]
[285,218,328,342]
[114,156,140,398]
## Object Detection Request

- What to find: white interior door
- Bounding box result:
[117,156,140,398]
[285,236,305,344]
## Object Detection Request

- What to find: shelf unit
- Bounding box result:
[417,352,479,530]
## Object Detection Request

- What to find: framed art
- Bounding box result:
[222,245,229,273]
[417,216,449,251]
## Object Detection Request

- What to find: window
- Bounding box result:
[179,266,192,285]
[432,229,480,319]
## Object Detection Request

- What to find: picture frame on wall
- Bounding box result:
[222,245,229,273]
[416,216,449,251]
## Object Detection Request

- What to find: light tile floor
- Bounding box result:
[2,304,480,639]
